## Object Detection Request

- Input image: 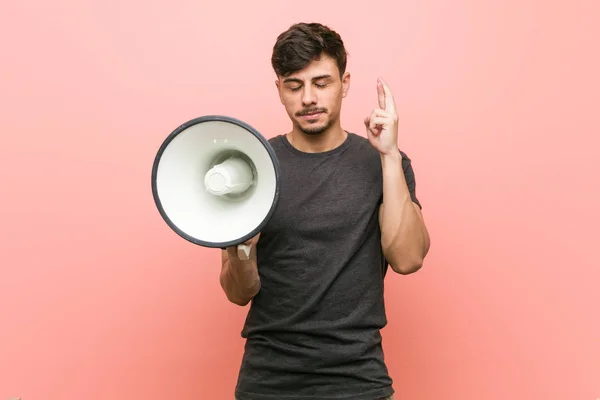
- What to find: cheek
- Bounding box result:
[282,94,301,110]
[324,90,343,109]
[281,99,297,115]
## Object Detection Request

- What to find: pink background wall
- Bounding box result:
[1,0,598,399]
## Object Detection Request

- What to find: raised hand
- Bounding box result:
[364,77,399,156]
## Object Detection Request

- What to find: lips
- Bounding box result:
[299,111,323,119]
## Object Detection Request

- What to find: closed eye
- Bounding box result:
[288,82,329,92]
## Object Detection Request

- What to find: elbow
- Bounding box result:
[385,233,430,275]
[385,243,428,275]
[228,295,252,307]
[220,274,259,307]
[223,289,254,307]
[389,257,424,275]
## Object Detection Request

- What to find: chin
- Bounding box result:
[301,126,328,135]
[297,119,331,136]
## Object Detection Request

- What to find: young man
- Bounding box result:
[220,22,430,400]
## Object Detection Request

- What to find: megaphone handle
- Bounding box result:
[237,244,252,260]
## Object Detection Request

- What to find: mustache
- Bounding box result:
[296,107,327,116]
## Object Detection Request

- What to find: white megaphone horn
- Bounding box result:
[151,115,281,260]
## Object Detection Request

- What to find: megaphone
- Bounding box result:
[151,115,281,260]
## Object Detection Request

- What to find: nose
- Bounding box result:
[302,86,317,106]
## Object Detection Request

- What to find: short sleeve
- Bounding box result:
[400,150,422,209]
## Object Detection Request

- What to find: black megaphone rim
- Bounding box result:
[151,114,281,249]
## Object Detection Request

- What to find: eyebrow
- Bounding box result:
[283,74,332,84]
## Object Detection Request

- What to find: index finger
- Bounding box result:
[377,81,386,110]
[378,77,396,113]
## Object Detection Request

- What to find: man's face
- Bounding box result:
[276,54,350,135]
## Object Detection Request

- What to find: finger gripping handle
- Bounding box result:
[237,243,251,260]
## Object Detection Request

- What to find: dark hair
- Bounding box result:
[271,22,348,77]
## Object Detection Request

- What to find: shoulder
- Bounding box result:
[347,132,414,167]
[267,134,288,153]
[267,134,284,145]
[263,134,286,157]
[347,132,372,151]
[346,132,378,159]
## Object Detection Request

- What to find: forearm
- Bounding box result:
[220,249,261,306]
[380,151,430,274]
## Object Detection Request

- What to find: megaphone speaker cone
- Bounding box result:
[151,115,281,250]
[204,156,254,196]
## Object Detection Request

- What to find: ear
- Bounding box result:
[341,72,351,98]
[275,79,284,104]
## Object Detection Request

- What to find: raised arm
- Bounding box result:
[364,77,430,274]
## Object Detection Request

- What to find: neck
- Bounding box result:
[286,120,347,153]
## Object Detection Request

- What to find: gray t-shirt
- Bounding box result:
[235,132,421,400]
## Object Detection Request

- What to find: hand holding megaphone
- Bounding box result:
[228,233,261,261]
